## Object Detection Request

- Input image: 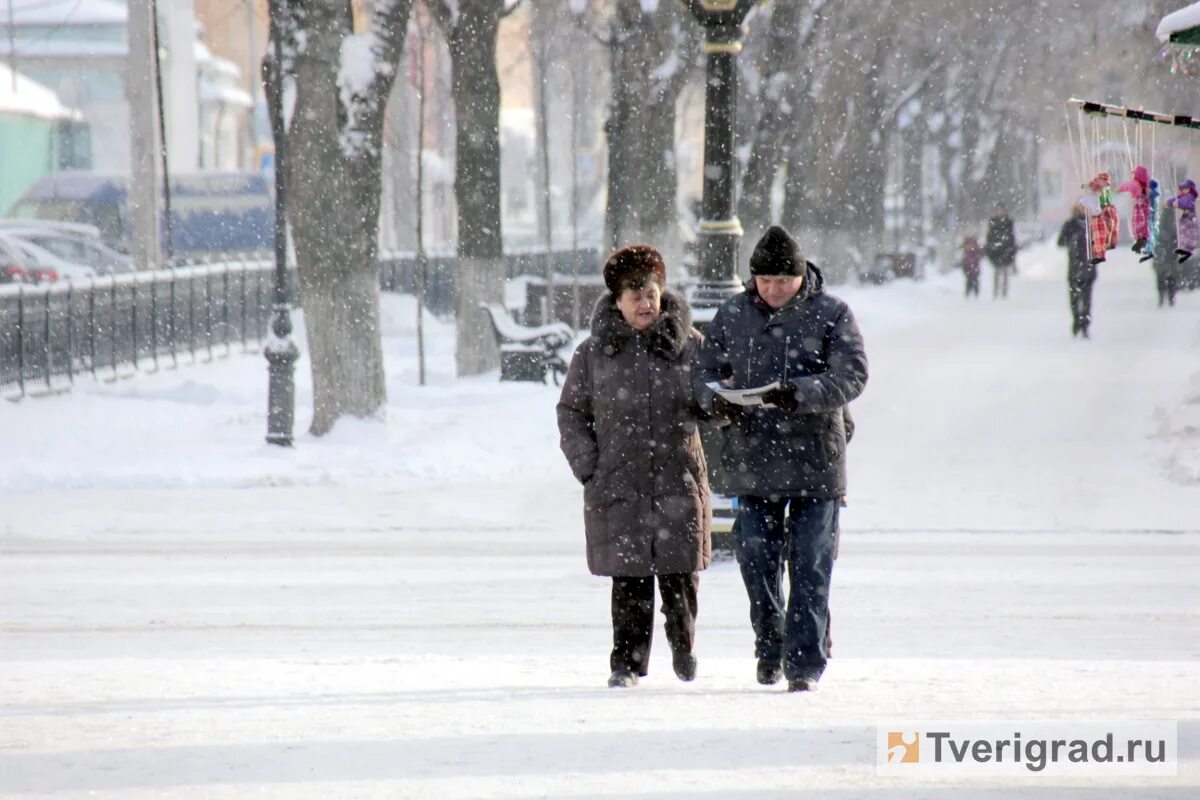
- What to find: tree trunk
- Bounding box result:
[738,0,808,251]
[302,270,387,431]
[275,0,412,435]
[443,1,505,376]
[607,2,698,261]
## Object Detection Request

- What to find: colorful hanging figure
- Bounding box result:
[1097,172,1119,251]
[1118,165,1151,252]
[1139,179,1161,264]
[1080,177,1108,265]
[1166,179,1198,263]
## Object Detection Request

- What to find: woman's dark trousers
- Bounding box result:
[734,495,838,682]
[610,573,699,676]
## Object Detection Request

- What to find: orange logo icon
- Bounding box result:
[887,731,920,763]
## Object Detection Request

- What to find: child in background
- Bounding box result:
[960,235,982,298]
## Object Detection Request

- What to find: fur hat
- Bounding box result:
[749,225,805,276]
[603,244,667,294]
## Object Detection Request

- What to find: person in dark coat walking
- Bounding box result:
[557,244,712,689]
[984,206,1018,298]
[1057,205,1095,338]
[1153,199,1181,307]
[694,225,868,693]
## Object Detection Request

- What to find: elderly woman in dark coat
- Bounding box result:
[557,244,712,688]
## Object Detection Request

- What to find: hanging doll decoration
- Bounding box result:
[1166,179,1198,263]
[1139,179,1161,264]
[1117,165,1151,252]
[1080,176,1108,265]
[1097,172,1119,252]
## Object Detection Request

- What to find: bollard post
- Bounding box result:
[16,287,25,398]
[66,284,74,385]
[43,288,52,390]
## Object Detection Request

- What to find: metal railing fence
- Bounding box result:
[1,259,274,399]
[1,248,600,400]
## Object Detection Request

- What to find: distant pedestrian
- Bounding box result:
[960,235,982,298]
[984,206,1018,298]
[1152,199,1181,307]
[1057,205,1094,338]
[557,244,712,689]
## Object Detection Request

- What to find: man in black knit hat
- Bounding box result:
[694,225,868,692]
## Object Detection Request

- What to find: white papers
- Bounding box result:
[706,380,782,407]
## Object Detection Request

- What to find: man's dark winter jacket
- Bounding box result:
[1057,213,1089,272]
[694,264,867,498]
[557,288,712,577]
[985,214,1018,266]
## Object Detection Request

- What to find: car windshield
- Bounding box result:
[10,200,125,245]
[24,236,85,264]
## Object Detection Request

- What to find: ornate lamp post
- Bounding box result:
[680,0,760,316]
[264,0,298,446]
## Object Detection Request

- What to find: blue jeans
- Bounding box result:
[734,495,838,681]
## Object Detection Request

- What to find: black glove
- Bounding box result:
[761,385,799,412]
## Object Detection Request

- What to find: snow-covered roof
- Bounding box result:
[0,0,126,26]
[1157,2,1200,42]
[0,63,80,120]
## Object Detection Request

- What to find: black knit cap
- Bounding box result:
[749,225,805,276]
[603,244,667,293]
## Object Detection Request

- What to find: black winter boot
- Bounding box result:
[756,659,783,686]
[607,668,638,688]
[672,652,697,682]
[787,676,819,693]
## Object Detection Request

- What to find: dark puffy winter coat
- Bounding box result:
[985,214,1018,266]
[557,289,712,578]
[694,263,868,498]
[1057,213,1088,272]
[1153,201,1179,279]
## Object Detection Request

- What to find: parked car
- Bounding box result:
[0,218,106,240]
[0,238,30,284]
[5,171,274,258]
[0,233,96,284]
[0,226,131,275]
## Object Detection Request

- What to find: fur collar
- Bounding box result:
[591,287,692,359]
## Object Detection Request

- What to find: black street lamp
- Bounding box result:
[680,0,761,316]
[264,0,298,446]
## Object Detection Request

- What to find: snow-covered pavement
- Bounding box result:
[2,245,1199,797]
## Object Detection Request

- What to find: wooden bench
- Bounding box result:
[479,303,572,384]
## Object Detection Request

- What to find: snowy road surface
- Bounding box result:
[2,245,1199,797]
